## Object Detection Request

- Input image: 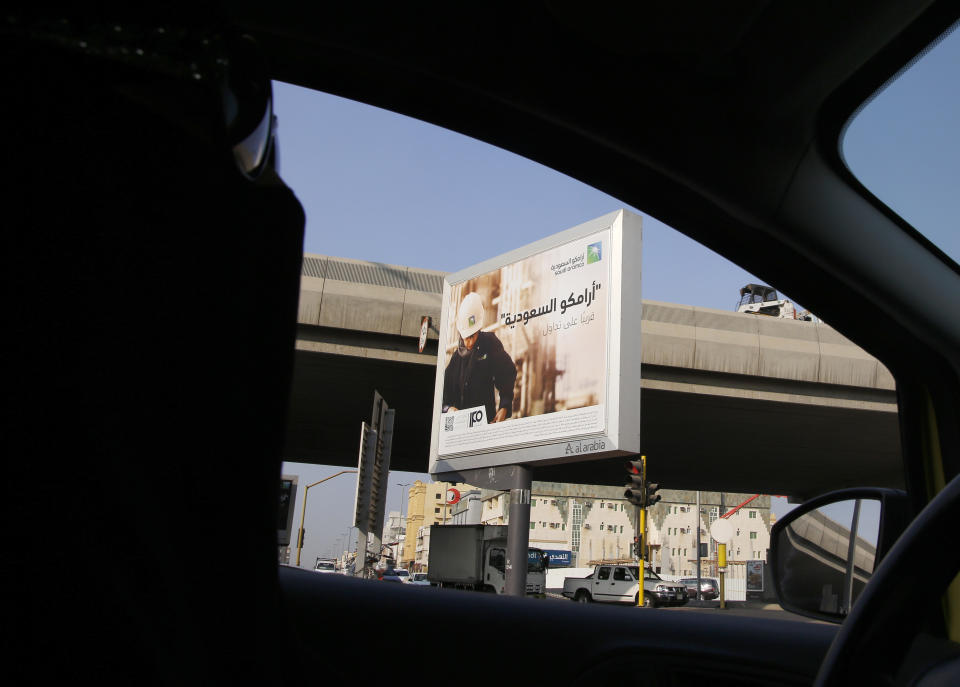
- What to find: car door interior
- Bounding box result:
[9,3,960,685]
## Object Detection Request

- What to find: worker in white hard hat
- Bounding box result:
[442,292,517,423]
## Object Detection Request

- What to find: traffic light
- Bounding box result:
[298,527,306,548]
[624,460,645,506]
[645,482,661,507]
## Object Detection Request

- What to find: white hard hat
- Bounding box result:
[456,292,485,339]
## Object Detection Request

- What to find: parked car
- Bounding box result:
[678,577,719,600]
[313,559,337,574]
[408,573,431,586]
[379,569,403,583]
[392,568,411,583]
[563,565,688,607]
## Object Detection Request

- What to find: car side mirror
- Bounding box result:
[769,487,910,623]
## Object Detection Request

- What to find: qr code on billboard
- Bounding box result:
[444,417,454,432]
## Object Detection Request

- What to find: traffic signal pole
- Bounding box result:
[625,455,659,608]
[638,497,646,607]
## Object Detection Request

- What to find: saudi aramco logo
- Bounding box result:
[587,242,602,264]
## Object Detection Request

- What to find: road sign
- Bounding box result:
[352,423,379,529]
[446,487,461,505]
[419,316,430,353]
[710,518,733,544]
[353,391,397,577]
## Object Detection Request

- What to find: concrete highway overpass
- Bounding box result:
[285,254,900,500]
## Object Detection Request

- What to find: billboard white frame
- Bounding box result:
[429,209,642,475]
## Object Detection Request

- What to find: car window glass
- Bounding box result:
[273,81,902,624]
[843,24,960,265]
[490,548,505,574]
[597,567,611,581]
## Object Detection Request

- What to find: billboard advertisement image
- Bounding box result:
[429,209,642,474]
[746,560,765,592]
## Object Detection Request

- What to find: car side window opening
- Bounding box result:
[843,26,960,265]
[275,64,905,627]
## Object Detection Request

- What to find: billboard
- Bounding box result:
[429,209,642,474]
[746,560,765,592]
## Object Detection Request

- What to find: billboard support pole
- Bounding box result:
[505,465,533,597]
[433,465,533,492]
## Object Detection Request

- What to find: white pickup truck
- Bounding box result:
[562,564,688,607]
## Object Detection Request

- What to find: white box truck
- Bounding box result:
[426,524,548,597]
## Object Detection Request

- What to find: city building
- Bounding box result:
[481,483,637,565]
[450,489,483,525]
[400,479,479,570]
[408,480,774,577]
[649,491,773,577]
[381,510,406,565]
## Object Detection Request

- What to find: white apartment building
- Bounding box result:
[414,525,431,571]
[379,510,406,566]
[651,497,771,577]
[481,483,773,573]
[409,480,774,577]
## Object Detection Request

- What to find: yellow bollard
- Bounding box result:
[638,506,646,607]
[718,542,727,610]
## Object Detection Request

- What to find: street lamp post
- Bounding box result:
[341,525,355,573]
[333,537,343,562]
[295,469,358,567]
[346,526,354,556]
[696,490,702,601]
[397,482,409,567]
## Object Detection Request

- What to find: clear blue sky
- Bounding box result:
[842,23,960,264]
[276,25,958,566]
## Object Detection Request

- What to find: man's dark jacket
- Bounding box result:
[443,331,517,422]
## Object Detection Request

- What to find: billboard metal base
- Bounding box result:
[434,464,532,597]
